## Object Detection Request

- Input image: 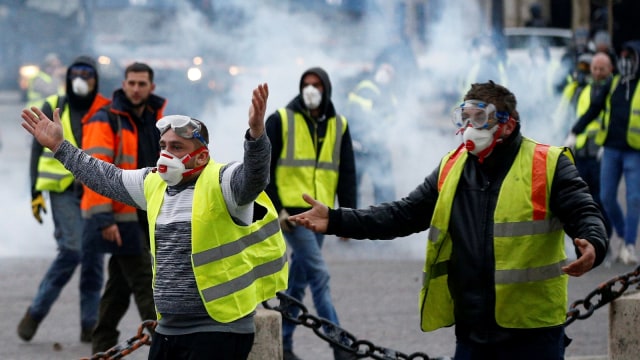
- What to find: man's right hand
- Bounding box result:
[31,192,47,224]
[21,107,64,152]
[101,224,122,247]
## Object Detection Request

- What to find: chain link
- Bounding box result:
[564,264,640,326]
[79,320,157,360]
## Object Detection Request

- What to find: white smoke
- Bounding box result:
[2,1,569,259]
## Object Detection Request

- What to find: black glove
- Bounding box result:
[31,192,47,224]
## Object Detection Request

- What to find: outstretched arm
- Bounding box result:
[21,106,147,210]
[288,193,330,233]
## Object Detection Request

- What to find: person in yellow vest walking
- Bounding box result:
[567,41,640,265]
[19,55,111,343]
[346,61,398,205]
[24,52,66,109]
[288,81,608,360]
[21,83,288,360]
[562,52,614,247]
[265,67,357,360]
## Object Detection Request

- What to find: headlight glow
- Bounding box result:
[97,56,112,65]
[19,65,40,79]
[187,67,202,82]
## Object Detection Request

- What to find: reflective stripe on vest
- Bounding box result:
[275,108,345,207]
[596,75,640,149]
[144,161,289,323]
[35,95,79,192]
[420,138,568,331]
[347,80,380,111]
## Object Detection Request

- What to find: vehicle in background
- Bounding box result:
[504,27,573,66]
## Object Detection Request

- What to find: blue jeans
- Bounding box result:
[282,226,339,351]
[600,147,640,246]
[29,189,104,330]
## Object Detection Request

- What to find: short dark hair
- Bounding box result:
[124,62,154,83]
[464,81,520,122]
[191,118,209,145]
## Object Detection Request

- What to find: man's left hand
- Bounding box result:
[562,238,595,276]
[248,83,269,139]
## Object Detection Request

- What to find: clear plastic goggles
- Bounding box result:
[452,100,508,129]
[156,115,208,146]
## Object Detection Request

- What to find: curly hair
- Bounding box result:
[464,80,520,122]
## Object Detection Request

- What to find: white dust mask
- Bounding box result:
[71,77,89,96]
[462,125,500,160]
[302,85,322,110]
[156,148,206,186]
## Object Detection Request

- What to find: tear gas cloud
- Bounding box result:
[1,1,569,258]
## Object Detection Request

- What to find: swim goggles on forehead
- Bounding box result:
[156,115,208,146]
[451,100,509,129]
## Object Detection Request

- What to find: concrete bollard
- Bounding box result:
[248,308,283,360]
[609,290,640,359]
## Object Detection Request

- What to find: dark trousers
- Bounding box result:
[453,326,566,360]
[91,251,156,353]
[148,331,255,360]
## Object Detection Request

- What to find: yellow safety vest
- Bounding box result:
[575,84,602,150]
[26,71,53,109]
[35,95,79,192]
[144,161,288,323]
[420,138,568,331]
[275,108,345,207]
[595,75,640,148]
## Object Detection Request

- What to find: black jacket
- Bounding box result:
[265,67,357,215]
[327,126,608,342]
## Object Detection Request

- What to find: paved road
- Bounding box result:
[1,237,637,360]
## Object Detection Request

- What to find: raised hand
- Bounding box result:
[248,83,269,139]
[21,107,64,152]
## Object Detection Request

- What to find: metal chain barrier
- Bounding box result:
[80,264,640,359]
[79,320,157,360]
[262,292,438,360]
[565,264,640,326]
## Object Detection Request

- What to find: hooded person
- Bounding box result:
[20,55,110,343]
[568,40,640,265]
[264,67,358,360]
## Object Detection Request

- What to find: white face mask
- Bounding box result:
[71,77,90,96]
[155,147,210,186]
[302,85,322,110]
[462,125,500,159]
